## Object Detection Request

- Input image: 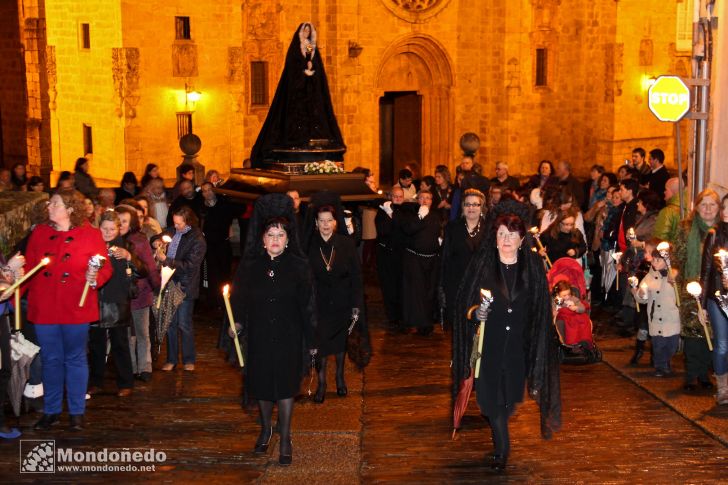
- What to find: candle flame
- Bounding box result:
[529,227,539,234]
[612,252,623,261]
[480,289,492,300]
[41,257,51,265]
[223,284,230,296]
[162,235,172,243]
[628,276,638,287]
[686,281,702,297]
[656,241,670,252]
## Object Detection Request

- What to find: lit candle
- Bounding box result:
[529,227,552,268]
[656,242,679,305]
[222,284,244,367]
[628,276,640,313]
[79,255,106,307]
[0,256,50,300]
[686,281,712,351]
[474,289,494,379]
[14,289,21,331]
[612,252,623,290]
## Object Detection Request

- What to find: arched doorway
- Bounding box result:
[376,35,453,186]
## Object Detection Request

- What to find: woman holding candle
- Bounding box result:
[699,194,728,404]
[674,188,720,391]
[88,211,142,397]
[0,253,25,439]
[230,193,316,465]
[308,204,364,403]
[157,206,206,372]
[24,189,112,430]
[453,201,560,472]
[115,205,161,383]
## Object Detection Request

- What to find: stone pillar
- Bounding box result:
[708,1,728,191]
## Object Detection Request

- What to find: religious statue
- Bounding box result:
[250,22,346,167]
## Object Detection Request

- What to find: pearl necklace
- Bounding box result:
[466,219,481,238]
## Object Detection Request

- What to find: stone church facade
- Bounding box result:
[0,0,694,185]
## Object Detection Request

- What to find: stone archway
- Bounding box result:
[376,34,454,180]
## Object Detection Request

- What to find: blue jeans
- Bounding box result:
[707,299,728,375]
[35,324,89,415]
[166,299,195,365]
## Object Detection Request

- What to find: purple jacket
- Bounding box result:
[127,231,161,310]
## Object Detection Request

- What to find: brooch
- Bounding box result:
[268,269,275,278]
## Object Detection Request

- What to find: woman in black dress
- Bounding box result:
[453,202,560,472]
[231,200,316,466]
[440,189,486,326]
[309,205,363,403]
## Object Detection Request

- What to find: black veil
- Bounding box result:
[250,22,346,166]
[452,199,561,439]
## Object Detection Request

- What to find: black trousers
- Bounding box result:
[205,240,232,308]
[683,336,712,381]
[376,245,402,322]
[89,326,134,389]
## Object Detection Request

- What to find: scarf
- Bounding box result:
[168,225,192,259]
[685,217,713,279]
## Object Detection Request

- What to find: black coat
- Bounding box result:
[440,218,485,322]
[231,251,316,401]
[700,222,728,307]
[167,193,204,228]
[309,233,363,356]
[163,227,206,299]
[96,236,138,329]
[474,260,530,417]
[540,230,587,263]
[647,166,670,200]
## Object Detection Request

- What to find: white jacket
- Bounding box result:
[634,268,681,338]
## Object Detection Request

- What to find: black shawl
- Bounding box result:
[452,199,561,439]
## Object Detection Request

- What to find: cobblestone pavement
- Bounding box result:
[0,280,726,483]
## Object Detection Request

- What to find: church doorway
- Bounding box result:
[379,91,422,187]
[376,34,453,186]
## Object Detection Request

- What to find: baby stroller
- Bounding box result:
[547,257,602,364]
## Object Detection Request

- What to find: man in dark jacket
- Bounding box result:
[555,161,584,208]
[201,182,234,310]
[646,148,670,206]
[167,180,204,227]
[617,178,640,253]
[375,187,405,326]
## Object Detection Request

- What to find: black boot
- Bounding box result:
[314,357,327,404]
[628,339,645,367]
[69,414,84,431]
[33,414,60,431]
[335,352,347,397]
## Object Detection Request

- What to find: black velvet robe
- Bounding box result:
[375,204,404,322]
[440,217,485,325]
[231,251,316,401]
[308,233,364,356]
[250,23,345,166]
[399,203,441,328]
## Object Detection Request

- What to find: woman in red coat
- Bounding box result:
[24,189,111,431]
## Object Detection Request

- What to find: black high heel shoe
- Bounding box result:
[279,439,292,466]
[489,454,507,473]
[33,414,60,431]
[313,384,326,404]
[253,427,273,453]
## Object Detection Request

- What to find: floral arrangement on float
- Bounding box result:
[303,160,344,174]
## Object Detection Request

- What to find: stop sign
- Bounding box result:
[648,76,691,122]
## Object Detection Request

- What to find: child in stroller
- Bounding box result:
[548,258,602,363]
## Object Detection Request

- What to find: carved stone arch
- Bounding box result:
[375,34,454,177]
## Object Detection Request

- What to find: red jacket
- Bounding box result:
[24,222,112,324]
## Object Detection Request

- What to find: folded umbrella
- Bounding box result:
[151,280,185,353]
[9,329,40,417]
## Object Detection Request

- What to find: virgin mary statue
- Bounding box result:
[250,22,346,167]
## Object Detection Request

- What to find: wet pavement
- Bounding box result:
[0,276,727,483]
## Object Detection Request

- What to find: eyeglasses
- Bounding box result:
[496,232,520,240]
[463,203,482,208]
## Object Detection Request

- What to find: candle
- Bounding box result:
[0,256,50,300]
[628,276,640,312]
[686,281,713,351]
[222,284,244,367]
[474,289,494,379]
[627,227,636,241]
[156,266,176,309]
[14,289,21,331]
[529,227,552,268]
[612,252,623,290]
[79,255,106,307]
[657,242,679,305]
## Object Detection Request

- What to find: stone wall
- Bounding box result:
[0,0,690,186]
[0,0,28,168]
